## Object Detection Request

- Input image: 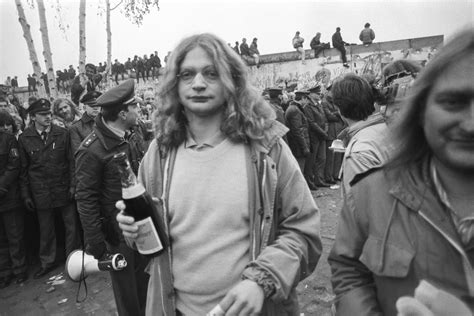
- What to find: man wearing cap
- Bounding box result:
[266,88,286,126]
[18,98,80,279]
[69,91,102,154]
[304,87,333,188]
[285,93,311,176]
[295,90,326,190]
[75,79,148,316]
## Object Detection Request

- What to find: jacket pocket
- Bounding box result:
[359,235,414,278]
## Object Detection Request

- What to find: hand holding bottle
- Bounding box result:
[116,200,139,239]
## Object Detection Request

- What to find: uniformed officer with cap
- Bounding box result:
[265,87,287,127]
[18,98,80,279]
[69,91,102,154]
[0,110,28,287]
[75,79,148,316]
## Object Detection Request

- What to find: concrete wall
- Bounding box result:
[245,35,443,90]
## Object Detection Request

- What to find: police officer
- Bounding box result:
[75,79,148,316]
[69,91,102,154]
[0,110,27,288]
[18,99,80,279]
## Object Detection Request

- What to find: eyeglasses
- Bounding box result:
[177,67,219,84]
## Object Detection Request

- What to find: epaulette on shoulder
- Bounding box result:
[82,132,98,147]
[349,167,382,187]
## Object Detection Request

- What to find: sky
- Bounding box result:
[1,0,472,86]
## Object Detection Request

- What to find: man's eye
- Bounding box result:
[179,71,194,80]
[204,69,219,80]
[438,97,464,109]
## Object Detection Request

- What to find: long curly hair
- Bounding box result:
[386,28,474,170]
[153,33,275,154]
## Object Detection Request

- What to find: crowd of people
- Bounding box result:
[5,22,376,96]
[0,27,472,316]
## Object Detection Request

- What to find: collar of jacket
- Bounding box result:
[22,124,64,137]
[81,112,95,124]
[93,114,127,151]
[388,156,474,294]
[388,156,464,250]
[348,112,385,139]
[250,120,288,155]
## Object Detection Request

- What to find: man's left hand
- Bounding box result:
[218,279,264,316]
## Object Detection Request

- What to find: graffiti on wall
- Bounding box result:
[250,45,438,91]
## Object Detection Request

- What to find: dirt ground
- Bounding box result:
[0,186,341,316]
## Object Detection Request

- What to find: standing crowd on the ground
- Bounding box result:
[1,26,472,316]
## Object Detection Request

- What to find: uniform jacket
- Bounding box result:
[329,157,474,315]
[18,124,73,209]
[284,102,310,158]
[0,131,21,212]
[321,97,344,140]
[133,121,322,316]
[69,112,95,154]
[75,115,145,248]
[303,101,328,144]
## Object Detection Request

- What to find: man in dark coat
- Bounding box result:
[306,87,332,187]
[0,115,28,288]
[75,80,149,316]
[18,99,80,279]
[332,27,350,68]
[321,90,346,183]
[69,91,102,154]
[284,99,310,173]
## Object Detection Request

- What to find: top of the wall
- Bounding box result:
[257,35,444,65]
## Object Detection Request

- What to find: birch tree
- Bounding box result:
[79,0,86,74]
[105,0,112,85]
[121,0,160,26]
[37,0,57,98]
[15,0,46,96]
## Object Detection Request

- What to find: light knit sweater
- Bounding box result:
[168,138,250,315]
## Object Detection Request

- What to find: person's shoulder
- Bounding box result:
[349,166,384,187]
[0,131,16,142]
[79,131,99,150]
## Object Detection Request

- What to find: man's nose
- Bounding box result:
[191,72,207,89]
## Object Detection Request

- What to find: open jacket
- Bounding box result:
[329,157,474,316]
[134,121,322,316]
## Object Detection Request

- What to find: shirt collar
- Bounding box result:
[184,128,226,151]
[102,117,125,138]
[36,125,51,135]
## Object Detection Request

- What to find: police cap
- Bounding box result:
[80,90,103,106]
[294,90,310,97]
[308,85,322,95]
[267,87,283,98]
[96,79,136,108]
[28,98,51,115]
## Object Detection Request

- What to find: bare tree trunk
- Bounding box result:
[37,0,57,98]
[15,0,46,96]
[79,0,86,74]
[105,0,113,87]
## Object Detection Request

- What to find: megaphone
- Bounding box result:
[66,249,128,282]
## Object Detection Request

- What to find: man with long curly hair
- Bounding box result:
[116,33,322,316]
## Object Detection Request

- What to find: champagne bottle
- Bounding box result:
[113,152,167,256]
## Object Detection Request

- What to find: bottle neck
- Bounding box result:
[122,183,146,199]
